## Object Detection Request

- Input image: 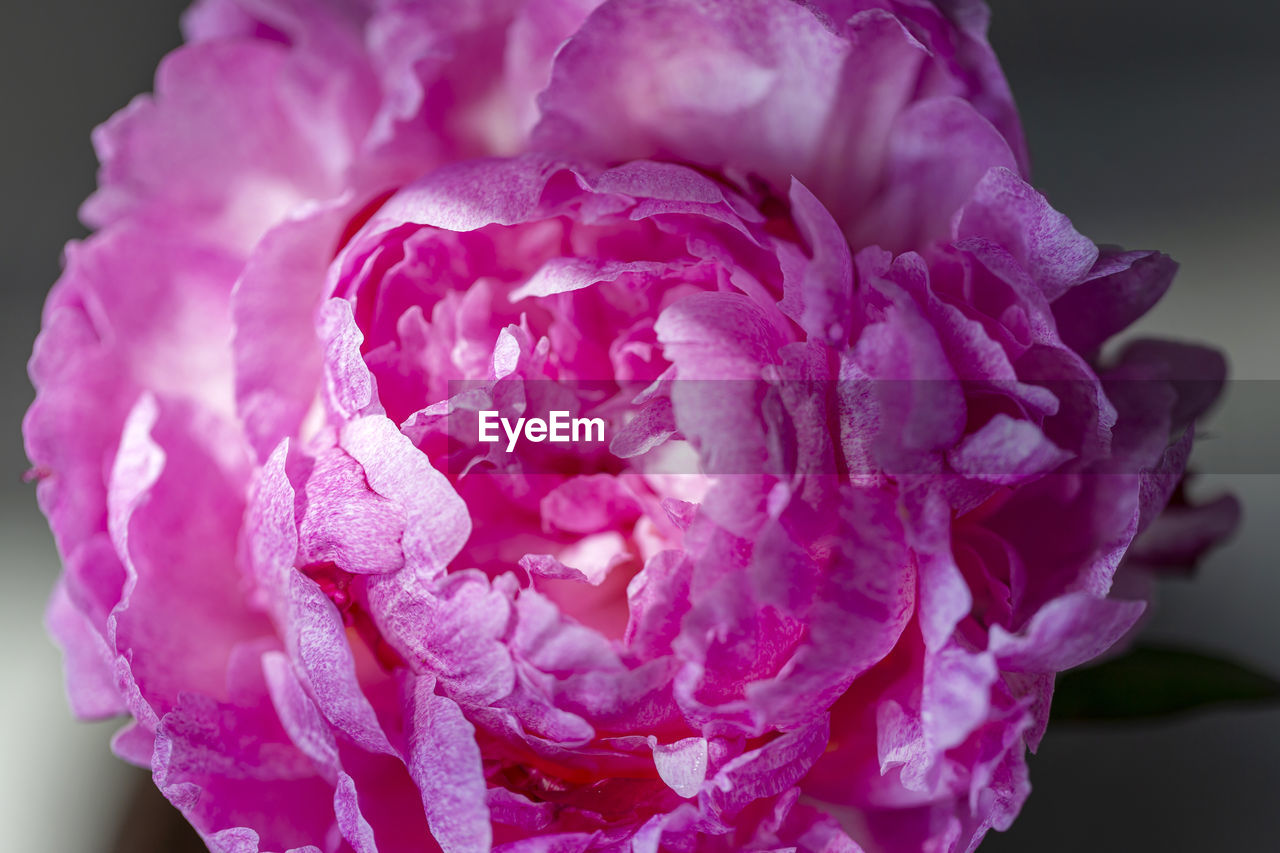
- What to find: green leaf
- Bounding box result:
[1051,645,1280,722]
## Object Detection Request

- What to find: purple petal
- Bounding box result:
[407,676,492,853]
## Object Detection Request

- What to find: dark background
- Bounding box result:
[1,1,1276,850]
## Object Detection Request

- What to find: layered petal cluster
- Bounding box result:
[26,2,1235,852]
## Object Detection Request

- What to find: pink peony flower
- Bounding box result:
[26,1,1237,852]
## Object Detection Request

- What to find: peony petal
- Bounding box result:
[947,414,1073,484]
[45,579,126,719]
[82,39,359,253]
[988,591,1147,673]
[651,736,708,798]
[955,167,1098,301]
[233,201,357,459]
[407,675,492,853]
[340,416,471,580]
[1053,249,1177,355]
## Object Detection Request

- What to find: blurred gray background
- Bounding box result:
[0,0,1276,850]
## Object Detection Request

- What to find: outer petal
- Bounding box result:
[407,676,493,853]
[535,0,1025,249]
[44,579,126,719]
[153,669,344,852]
[1052,249,1177,356]
[26,224,241,566]
[987,591,1146,673]
[954,167,1098,301]
[233,201,360,459]
[82,40,366,253]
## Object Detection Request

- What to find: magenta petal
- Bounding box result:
[536,0,1027,250]
[26,224,241,562]
[988,592,1147,673]
[367,569,515,706]
[625,550,693,659]
[339,416,470,580]
[651,736,708,798]
[657,292,787,377]
[82,40,353,252]
[233,203,355,459]
[261,650,340,775]
[916,547,972,652]
[376,154,573,233]
[608,396,677,459]
[299,446,406,574]
[263,649,382,852]
[540,475,642,535]
[45,579,126,719]
[287,572,396,756]
[511,257,671,301]
[947,414,1073,484]
[407,676,492,853]
[318,297,380,421]
[108,394,270,717]
[782,178,855,346]
[862,96,1018,251]
[955,167,1098,300]
[535,0,847,199]
[1128,494,1242,571]
[504,0,604,138]
[333,772,380,853]
[1053,249,1177,355]
[1112,338,1227,430]
[152,674,341,852]
[707,718,829,817]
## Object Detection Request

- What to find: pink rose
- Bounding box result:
[27,1,1235,852]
